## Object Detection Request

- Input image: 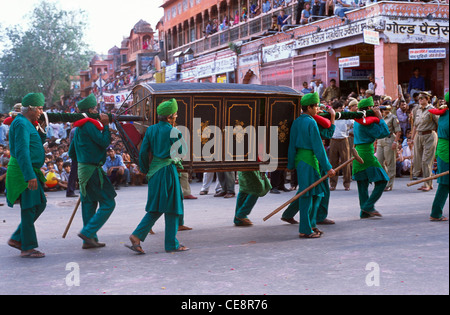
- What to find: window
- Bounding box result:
[172,7,176,18]
[183,0,188,11]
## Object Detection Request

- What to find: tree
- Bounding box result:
[0,0,92,109]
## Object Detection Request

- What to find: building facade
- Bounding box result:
[79,19,162,104]
[161,1,449,99]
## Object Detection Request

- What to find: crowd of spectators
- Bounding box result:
[203,0,447,36]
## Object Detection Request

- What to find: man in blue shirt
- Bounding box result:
[407,67,426,95]
[277,9,292,30]
[103,146,129,190]
[301,82,312,94]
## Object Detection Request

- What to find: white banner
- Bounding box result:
[364,29,380,45]
[103,92,132,106]
[262,41,296,63]
[409,48,446,60]
[339,56,360,68]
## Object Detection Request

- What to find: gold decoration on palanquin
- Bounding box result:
[234,120,246,144]
[278,120,289,143]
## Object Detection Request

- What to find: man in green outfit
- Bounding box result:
[429,92,449,222]
[6,93,47,258]
[352,97,390,218]
[281,104,336,228]
[68,93,116,249]
[126,99,189,254]
[286,92,336,238]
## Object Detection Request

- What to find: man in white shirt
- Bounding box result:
[329,100,353,190]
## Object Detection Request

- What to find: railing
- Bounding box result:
[167,6,294,63]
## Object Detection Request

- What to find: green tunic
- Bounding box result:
[68,121,116,241]
[139,121,186,215]
[352,120,390,183]
[6,114,47,251]
[287,114,332,235]
[6,114,46,209]
[69,122,116,203]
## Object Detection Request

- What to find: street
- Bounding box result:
[0,177,448,295]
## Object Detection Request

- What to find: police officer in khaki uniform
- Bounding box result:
[411,92,439,191]
[376,103,402,191]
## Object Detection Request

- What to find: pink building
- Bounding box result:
[161,1,449,99]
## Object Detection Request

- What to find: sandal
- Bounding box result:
[362,210,383,218]
[21,250,45,258]
[281,217,299,224]
[299,232,321,239]
[166,245,190,253]
[430,216,449,222]
[125,244,145,255]
[125,235,145,254]
[312,228,324,236]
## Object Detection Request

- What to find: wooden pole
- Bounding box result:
[62,197,81,239]
[406,171,449,187]
[263,149,363,222]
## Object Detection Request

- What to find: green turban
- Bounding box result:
[77,94,97,111]
[358,96,374,109]
[445,92,449,104]
[157,98,178,116]
[22,93,45,107]
[301,92,320,107]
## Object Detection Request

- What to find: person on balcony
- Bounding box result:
[262,0,272,13]
[277,9,292,30]
[300,2,312,24]
[334,0,357,19]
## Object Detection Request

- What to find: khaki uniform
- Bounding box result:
[412,104,438,189]
[377,113,401,189]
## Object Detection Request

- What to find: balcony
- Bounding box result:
[167,5,295,63]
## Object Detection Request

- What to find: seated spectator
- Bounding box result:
[397,139,413,177]
[241,8,248,22]
[278,9,292,29]
[44,162,63,191]
[234,10,240,25]
[130,163,145,186]
[204,21,213,36]
[59,161,71,190]
[334,0,357,19]
[262,0,272,13]
[103,146,129,190]
[250,1,261,17]
[268,15,279,32]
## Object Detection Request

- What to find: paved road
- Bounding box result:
[0,177,448,295]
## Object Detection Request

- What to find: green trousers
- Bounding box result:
[11,203,46,251]
[234,192,259,225]
[282,195,322,234]
[356,180,387,218]
[132,212,180,251]
[281,189,330,223]
[80,198,115,241]
[431,184,449,219]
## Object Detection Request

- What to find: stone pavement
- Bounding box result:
[0,177,448,295]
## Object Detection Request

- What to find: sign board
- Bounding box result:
[363,29,380,45]
[339,56,360,68]
[137,53,156,76]
[165,63,179,82]
[341,68,373,81]
[408,48,446,60]
[103,92,132,107]
[263,41,296,63]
